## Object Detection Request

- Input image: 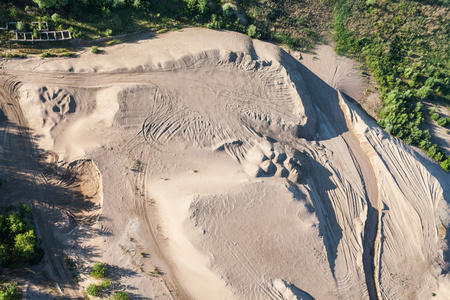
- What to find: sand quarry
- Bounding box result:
[1,28,450,299]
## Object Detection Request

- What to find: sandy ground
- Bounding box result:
[0,28,449,299]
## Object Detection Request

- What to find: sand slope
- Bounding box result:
[0,28,448,299]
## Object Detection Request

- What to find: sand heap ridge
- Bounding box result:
[1,28,448,299]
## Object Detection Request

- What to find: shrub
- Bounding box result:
[101,279,111,289]
[429,107,436,114]
[16,22,25,31]
[105,29,113,36]
[197,0,207,14]
[0,283,21,300]
[111,291,130,300]
[247,24,258,38]
[222,4,234,18]
[441,159,450,172]
[41,51,53,58]
[90,262,107,278]
[417,86,433,99]
[437,117,448,127]
[431,113,440,121]
[51,13,59,23]
[85,283,101,297]
[91,46,99,54]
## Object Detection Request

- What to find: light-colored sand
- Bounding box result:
[1,28,449,299]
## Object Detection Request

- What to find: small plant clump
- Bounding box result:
[16,21,25,31]
[85,280,110,297]
[111,291,130,300]
[90,262,107,279]
[91,46,99,54]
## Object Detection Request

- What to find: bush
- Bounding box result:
[441,158,450,172]
[222,4,234,18]
[105,29,113,36]
[437,117,448,127]
[111,291,130,300]
[0,283,21,300]
[16,22,25,31]
[90,262,107,278]
[51,13,59,23]
[431,113,440,121]
[247,24,258,38]
[417,86,433,99]
[91,46,99,54]
[429,107,436,114]
[85,283,101,297]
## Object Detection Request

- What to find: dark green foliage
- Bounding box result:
[90,262,107,279]
[222,4,234,18]
[333,0,450,171]
[91,46,99,54]
[32,0,68,9]
[0,206,42,268]
[0,283,21,300]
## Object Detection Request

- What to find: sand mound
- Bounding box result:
[2,28,448,299]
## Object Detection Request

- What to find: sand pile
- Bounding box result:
[1,28,449,299]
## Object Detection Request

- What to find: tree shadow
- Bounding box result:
[0,108,103,297]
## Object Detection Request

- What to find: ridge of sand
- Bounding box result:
[1,28,448,299]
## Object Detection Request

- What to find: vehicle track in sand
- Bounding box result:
[0,76,82,298]
[4,45,380,299]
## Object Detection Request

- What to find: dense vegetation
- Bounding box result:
[0,205,43,268]
[333,0,450,171]
[1,0,449,171]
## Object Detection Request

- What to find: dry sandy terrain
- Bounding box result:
[0,28,449,299]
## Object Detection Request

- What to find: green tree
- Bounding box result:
[441,158,450,172]
[0,283,21,300]
[32,0,68,9]
[0,245,7,267]
[16,22,25,31]
[51,13,59,23]
[417,86,433,100]
[14,230,37,260]
[247,25,258,38]
[222,4,234,18]
[8,213,25,236]
[33,0,57,8]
